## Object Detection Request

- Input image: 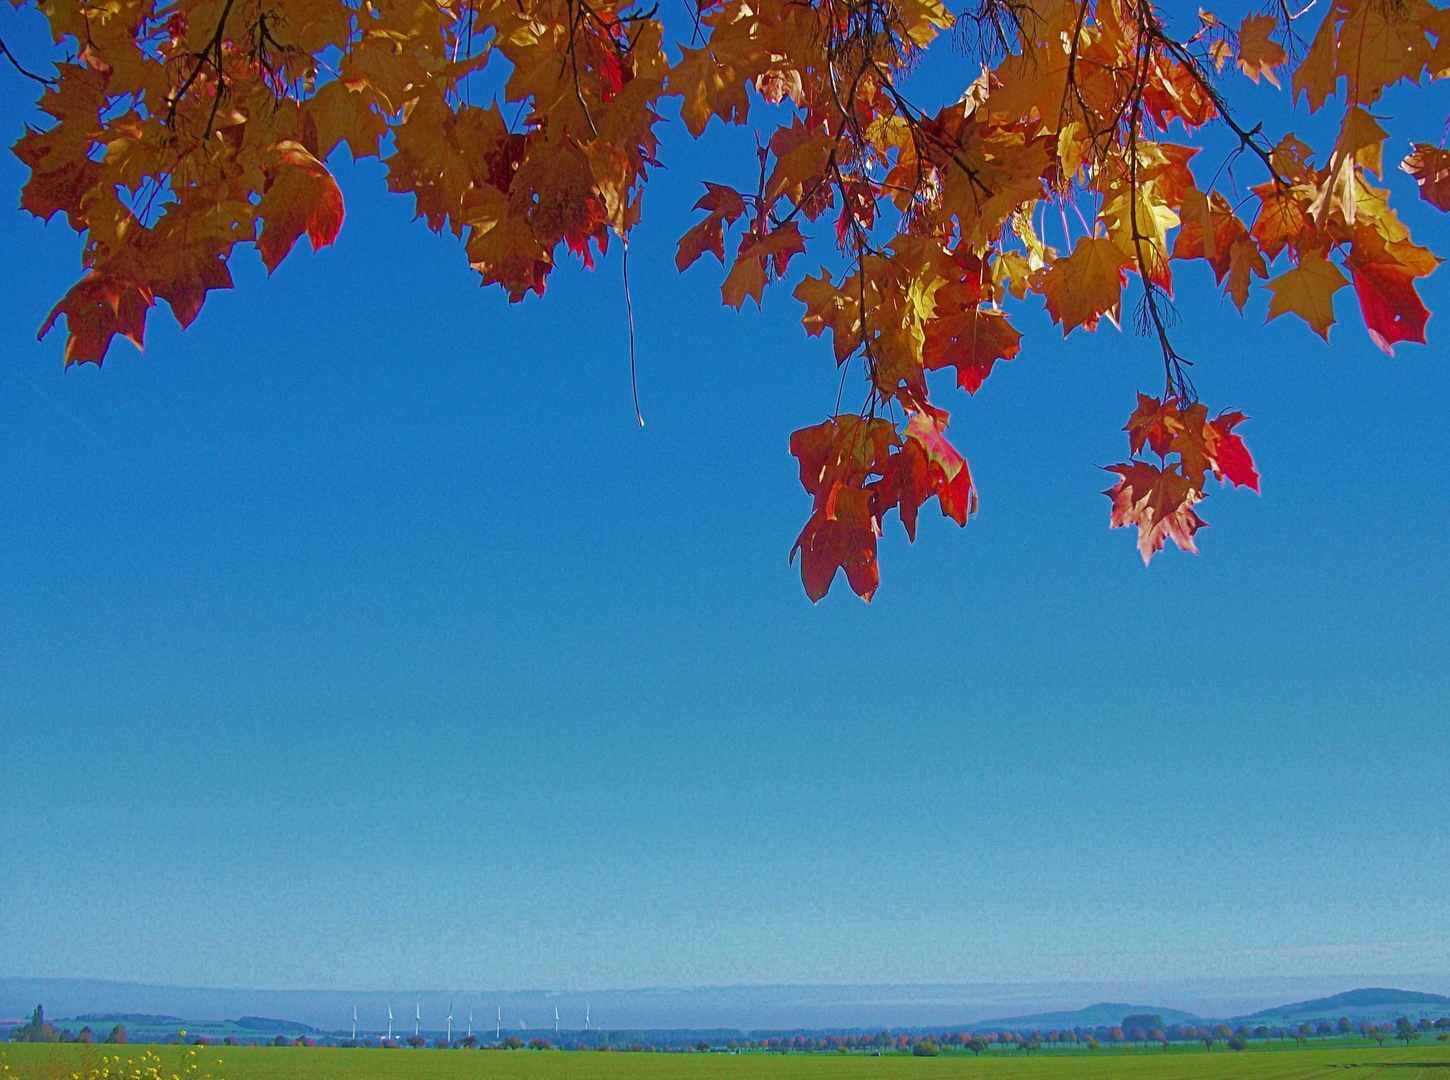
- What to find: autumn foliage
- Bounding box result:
[4,0,1447,598]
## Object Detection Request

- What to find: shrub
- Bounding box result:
[1228,1037,1247,1051]
[911,1042,939,1057]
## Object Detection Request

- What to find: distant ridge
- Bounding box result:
[1239,987,1450,1023]
[970,1002,1202,1031]
[233,1017,322,1035]
[74,1014,184,1025]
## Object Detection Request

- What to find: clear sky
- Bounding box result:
[0,1,1447,998]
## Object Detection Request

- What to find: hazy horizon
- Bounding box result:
[6,974,1450,1032]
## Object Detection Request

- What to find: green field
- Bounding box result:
[5,1042,1450,1080]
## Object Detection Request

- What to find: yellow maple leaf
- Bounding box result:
[668,46,749,138]
[1037,236,1133,334]
[1265,249,1348,339]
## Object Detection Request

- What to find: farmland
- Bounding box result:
[5,1041,1450,1080]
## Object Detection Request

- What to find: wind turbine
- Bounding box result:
[467,1009,473,1039]
[496,1007,501,1042]
[554,1007,559,1035]
[414,1002,420,1040]
[584,1005,590,1031]
[352,1006,357,1041]
[447,1003,453,1046]
[387,1004,393,1042]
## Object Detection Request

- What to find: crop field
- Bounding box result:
[5,1042,1450,1080]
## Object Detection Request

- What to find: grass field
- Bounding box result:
[5,1042,1450,1080]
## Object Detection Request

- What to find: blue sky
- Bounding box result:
[0,2,1447,998]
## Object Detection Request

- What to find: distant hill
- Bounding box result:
[1238,988,1450,1024]
[73,1014,184,1024]
[970,1002,1202,1031]
[234,1017,322,1035]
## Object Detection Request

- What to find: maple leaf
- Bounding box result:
[1037,237,1133,334]
[256,142,346,272]
[1103,461,1206,565]
[721,224,805,309]
[1237,14,1288,87]
[1349,260,1431,354]
[904,410,976,525]
[1205,412,1260,492]
[39,271,152,366]
[1124,392,1175,458]
[1401,144,1450,211]
[922,303,1020,394]
[794,269,861,363]
[1265,250,1349,339]
[668,46,750,138]
[676,183,747,271]
[792,484,881,602]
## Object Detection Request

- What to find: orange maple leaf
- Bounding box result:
[256,142,346,272]
[1037,237,1132,334]
[1237,14,1288,87]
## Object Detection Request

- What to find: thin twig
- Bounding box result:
[0,36,56,86]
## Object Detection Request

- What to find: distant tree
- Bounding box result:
[1338,1018,1355,1037]
[1086,1037,1100,1051]
[503,1037,523,1050]
[1110,1027,1124,1043]
[107,1025,128,1044]
[405,1036,425,1048]
[912,1041,939,1057]
[1397,1018,1420,1045]
[1419,1019,1434,1032]
[76,1027,94,1044]
[1439,1033,1449,1043]
[1371,1025,1390,1047]
[460,1035,478,1049]
[1181,1026,1198,1040]
[528,1038,552,1050]
[1234,1026,1251,1038]
[192,1036,211,1046]
[1298,1024,1313,1037]
[1201,1033,1216,1051]
[15,1006,58,1043]
[1316,1022,1333,1037]
[1020,1037,1040,1056]
[1228,1037,1247,1051]
[1127,1027,1147,1044]
[1435,1018,1450,1030]
[222,1037,238,1046]
[1253,1027,1269,1040]
[968,1037,988,1057]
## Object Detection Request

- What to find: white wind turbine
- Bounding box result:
[447,1003,453,1046]
[467,1009,473,1039]
[584,1005,590,1031]
[414,1003,420,1040]
[554,1007,559,1035]
[352,1007,357,1041]
[387,1004,393,1042]
[496,1007,501,1042]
